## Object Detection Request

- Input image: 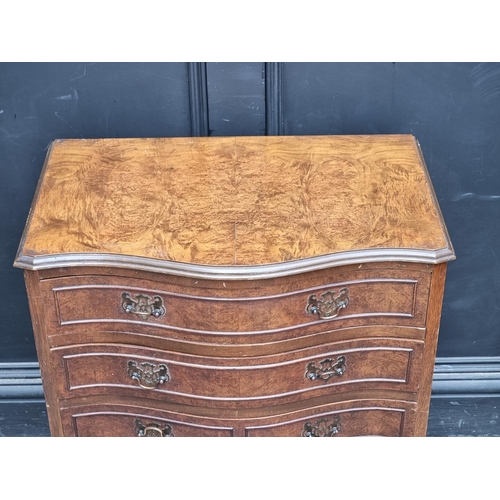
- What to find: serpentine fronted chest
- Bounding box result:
[14,135,455,437]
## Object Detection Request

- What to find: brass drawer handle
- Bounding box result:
[121,292,166,320]
[135,419,174,437]
[127,360,170,389]
[302,417,341,437]
[306,287,349,319]
[305,355,347,382]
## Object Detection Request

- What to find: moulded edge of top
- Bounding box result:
[14,245,456,280]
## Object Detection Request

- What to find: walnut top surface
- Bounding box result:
[15,135,455,276]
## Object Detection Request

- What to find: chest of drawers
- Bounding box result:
[14,135,455,437]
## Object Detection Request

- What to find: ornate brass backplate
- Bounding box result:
[306,287,349,320]
[305,355,347,382]
[121,292,166,320]
[302,417,341,437]
[135,419,174,437]
[127,360,170,389]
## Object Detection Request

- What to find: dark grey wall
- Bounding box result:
[281,62,500,357]
[1,62,499,363]
[1,62,191,361]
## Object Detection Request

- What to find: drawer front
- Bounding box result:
[58,400,416,436]
[41,268,431,338]
[51,338,423,402]
[63,411,234,437]
[245,407,411,437]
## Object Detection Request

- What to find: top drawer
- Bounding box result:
[39,265,431,339]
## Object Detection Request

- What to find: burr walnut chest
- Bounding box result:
[14,135,455,437]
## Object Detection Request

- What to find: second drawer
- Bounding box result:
[51,337,424,402]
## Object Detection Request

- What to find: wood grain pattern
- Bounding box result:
[58,398,417,437]
[23,270,63,436]
[17,135,454,437]
[71,412,235,437]
[50,338,423,403]
[48,275,425,333]
[16,135,454,272]
[245,408,407,437]
[414,262,448,436]
[35,265,431,349]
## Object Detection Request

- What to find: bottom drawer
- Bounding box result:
[59,399,416,437]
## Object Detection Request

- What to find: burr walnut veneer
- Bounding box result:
[14,135,455,437]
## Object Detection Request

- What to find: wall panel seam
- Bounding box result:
[265,62,284,136]
[188,62,209,137]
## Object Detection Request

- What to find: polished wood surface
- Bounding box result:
[16,135,454,273]
[44,268,429,334]
[59,398,417,437]
[245,408,409,437]
[24,270,64,436]
[17,135,454,437]
[36,264,431,354]
[415,262,448,435]
[51,337,423,402]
